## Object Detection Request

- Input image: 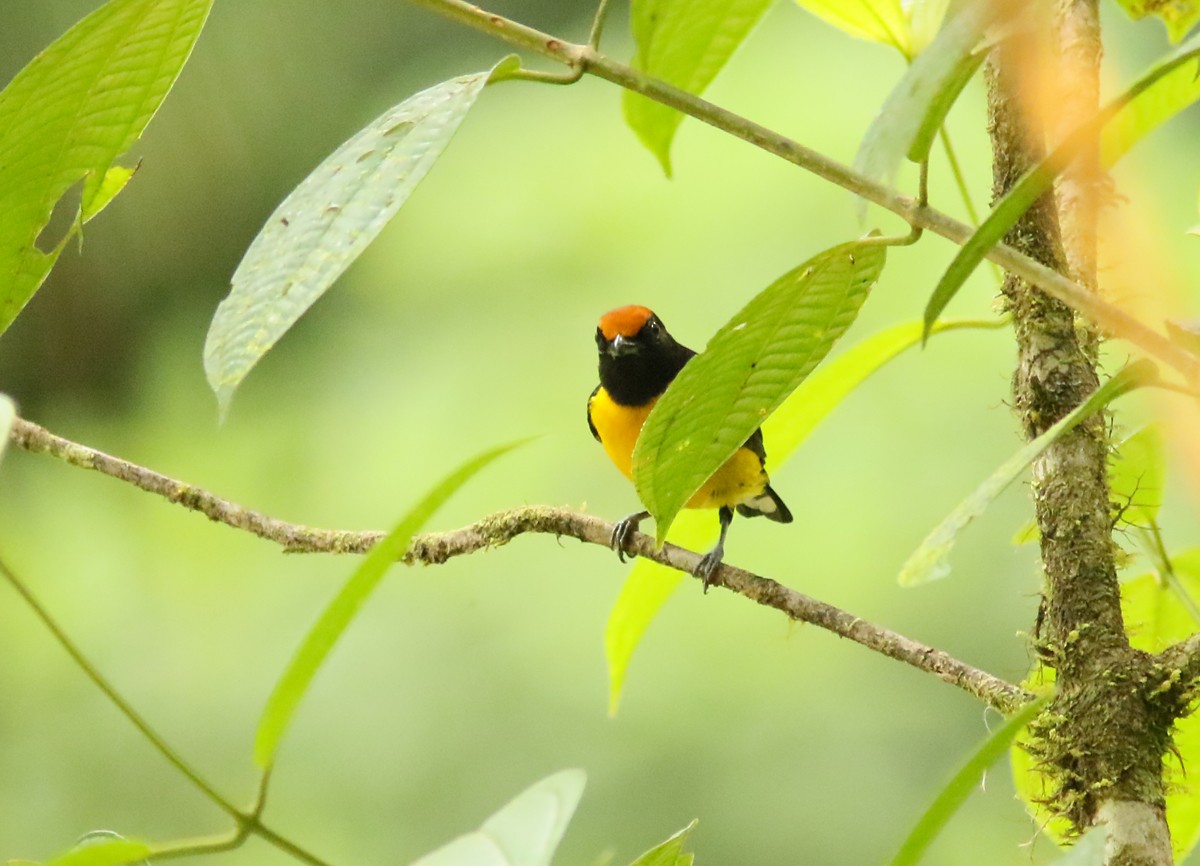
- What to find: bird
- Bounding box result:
[587,304,792,591]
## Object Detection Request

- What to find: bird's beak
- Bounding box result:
[605,334,632,357]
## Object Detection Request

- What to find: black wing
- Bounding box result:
[742,426,767,464]
[587,384,601,442]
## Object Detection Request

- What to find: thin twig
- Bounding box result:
[400,0,1200,386]
[10,416,1031,714]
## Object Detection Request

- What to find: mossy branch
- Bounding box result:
[10,415,1030,714]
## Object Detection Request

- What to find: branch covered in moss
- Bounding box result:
[9,416,1031,714]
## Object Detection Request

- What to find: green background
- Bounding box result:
[1,1,1198,864]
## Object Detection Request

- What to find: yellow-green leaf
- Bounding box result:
[1111,0,1200,42]
[627,820,698,866]
[0,0,212,335]
[792,0,911,56]
[624,0,774,175]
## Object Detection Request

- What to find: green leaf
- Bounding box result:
[204,62,505,420]
[854,0,999,193]
[633,238,887,542]
[1109,425,1164,529]
[254,439,526,769]
[624,0,774,175]
[81,165,140,225]
[1111,0,1200,42]
[410,769,585,866]
[605,317,1002,713]
[925,35,1200,334]
[627,820,698,866]
[792,0,911,56]
[888,696,1046,866]
[44,836,152,866]
[605,511,709,716]
[907,0,952,55]
[0,0,211,335]
[1011,518,1039,546]
[899,362,1153,586]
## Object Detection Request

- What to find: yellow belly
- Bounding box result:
[588,387,768,510]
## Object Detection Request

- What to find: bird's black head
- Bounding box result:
[595,305,694,406]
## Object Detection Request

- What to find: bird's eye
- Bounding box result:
[646,318,660,334]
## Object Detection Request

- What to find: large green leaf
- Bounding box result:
[254,439,525,769]
[0,0,211,335]
[1111,0,1200,42]
[888,697,1046,866]
[1016,551,1200,860]
[854,0,998,192]
[624,0,774,175]
[204,59,514,420]
[605,317,1002,713]
[633,239,887,542]
[899,362,1152,586]
[410,769,585,866]
[627,820,698,866]
[924,35,1200,334]
[792,0,911,56]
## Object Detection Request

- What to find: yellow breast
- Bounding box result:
[588,386,768,510]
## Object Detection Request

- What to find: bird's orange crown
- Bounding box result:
[598,305,654,341]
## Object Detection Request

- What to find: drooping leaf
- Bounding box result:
[605,317,1003,713]
[1017,551,1200,859]
[410,769,586,866]
[854,0,1000,196]
[899,362,1153,586]
[792,0,912,56]
[624,0,774,175]
[0,0,211,335]
[1108,425,1165,530]
[627,820,698,866]
[1111,0,1200,42]
[205,59,512,420]
[888,696,1046,866]
[43,836,152,866]
[924,35,1200,334]
[633,238,887,542]
[605,511,710,716]
[254,439,526,769]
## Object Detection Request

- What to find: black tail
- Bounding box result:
[736,484,793,524]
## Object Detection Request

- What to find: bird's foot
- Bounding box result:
[695,549,724,593]
[611,510,650,563]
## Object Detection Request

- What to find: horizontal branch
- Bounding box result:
[10,416,1031,713]
[403,0,1200,386]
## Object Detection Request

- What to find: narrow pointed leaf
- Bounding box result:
[854,0,1000,197]
[792,0,911,55]
[633,239,887,542]
[82,165,140,225]
[627,820,698,866]
[925,35,1200,335]
[908,0,952,54]
[205,61,508,419]
[624,0,774,175]
[0,0,212,335]
[888,696,1046,866]
[606,317,1002,712]
[411,769,585,866]
[254,439,526,769]
[1111,0,1200,42]
[899,362,1153,586]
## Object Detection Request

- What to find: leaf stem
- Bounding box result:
[0,555,243,823]
[400,0,1200,385]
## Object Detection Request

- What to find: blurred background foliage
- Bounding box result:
[0,1,1198,864]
